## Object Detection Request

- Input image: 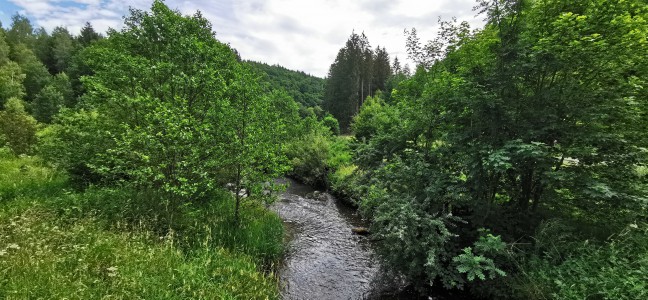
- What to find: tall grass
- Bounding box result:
[0,152,283,299]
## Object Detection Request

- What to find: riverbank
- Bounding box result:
[286,134,363,208]
[0,152,283,299]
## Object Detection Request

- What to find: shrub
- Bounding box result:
[0,98,38,155]
[322,113,340,135]
[285,133,331,187]
[514,222,648,300]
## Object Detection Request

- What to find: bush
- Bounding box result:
[514,222,648,300]
[285,133,331,187]
[38,109,117,187]
[0,98,38,155]
[322,113,340,135]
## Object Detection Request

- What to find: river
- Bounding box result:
[272,178,415,300]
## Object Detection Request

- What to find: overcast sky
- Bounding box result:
[0,0,485,77]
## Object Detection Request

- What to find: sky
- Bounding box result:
[0,0,485,77]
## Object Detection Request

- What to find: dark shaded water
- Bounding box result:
[273,178,393,300]
[272,178,474,300]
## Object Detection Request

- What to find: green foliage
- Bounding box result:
[453,233,507,283]
[0,61,25,107]
[352,94,397,140]
[45,1,290,209]
[349,0,648,295]
[324,32,393,132]
[33,85,63,123]
[0,30,9,65]
[49,26,78,74]
[0,98,38,155]
[515,222,648,300]
[0,152,281,299]
[33,72,74,123]
[5,14,34,48]
[286,131,332,187]
[247,60,325,108]
[285,115,355,190]
[321,113,340,135]
[39,109,116,186]
[9,43,50,102]
[77,22,103,47]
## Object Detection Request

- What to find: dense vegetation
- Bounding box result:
[323,32,395,131]
[1,0,646,299]
[0,2,300,298]
[313,0,647,298]
[247,61,325,112]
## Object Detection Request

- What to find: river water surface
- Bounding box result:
[272,178,388,300]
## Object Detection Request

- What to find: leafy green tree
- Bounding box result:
[352,95,396,140]
[10,43,51,102]
[6,14,34,48]
[0,97,37,155]
[221,67,291,221]
[354,0,647,295]
[33,85,64,123]
[321,113,340,135]
[33,73,72,123]
[33,27,53,69]
[50,27,77,74]
[0,29,9,65]
[47,2,290,218]
[0,61,25,108]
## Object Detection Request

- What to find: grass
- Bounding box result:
[0,151,283,299]
[516,222,648,300]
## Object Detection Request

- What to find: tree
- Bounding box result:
[324,32,391,132]
[0,29,9,65]
[321,113,340,135]
[33,27,53,69]
[10,43,51,102]
[6,14,34,48]
[0,61,25,108]
[0,97,37,155]
[77,22,102,47]
[50,27,77,74]
[222,67,290,221]
[32,73,72,123]
[354,0,647,294]
[46,1,291,218]
[372,46,392,93]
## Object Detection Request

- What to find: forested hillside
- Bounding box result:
[247,60,325,111]
[0,0,646,299]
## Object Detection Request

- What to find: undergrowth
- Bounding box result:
[0,152,282,299]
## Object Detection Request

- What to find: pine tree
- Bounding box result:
[323,32,392,132]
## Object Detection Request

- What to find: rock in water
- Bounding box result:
[351,227,370,235]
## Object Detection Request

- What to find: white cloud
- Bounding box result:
[8,0,484,77]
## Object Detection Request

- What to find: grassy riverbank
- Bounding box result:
[0,151,283,299]
[286,133,363,206]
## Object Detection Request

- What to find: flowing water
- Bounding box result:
[272,178,390,300]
